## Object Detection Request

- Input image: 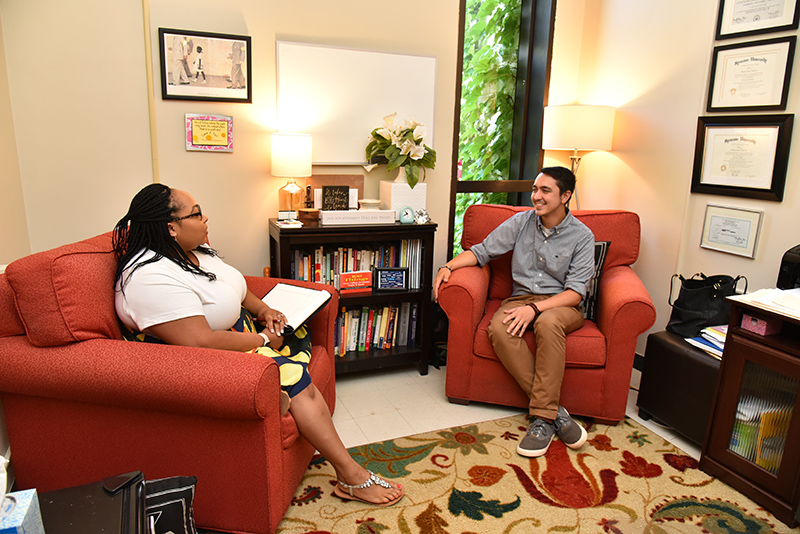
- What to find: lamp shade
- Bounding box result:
[271,133,312,177]
[542,105,615,151]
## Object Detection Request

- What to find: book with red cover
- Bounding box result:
[340,270,373,293]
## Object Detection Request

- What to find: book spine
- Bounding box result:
[378,306,390,348]
[348,309,360,352]
[397,301,411,346]
[408,302,418,346]
[385,306,397,349]
[340,307,348,355]
[372,308,382,348]
[357,306,370,351]
[364,307,375,351]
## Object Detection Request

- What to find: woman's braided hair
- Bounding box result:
[113,183,217,289]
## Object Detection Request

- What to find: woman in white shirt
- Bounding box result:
[113,183,403,507]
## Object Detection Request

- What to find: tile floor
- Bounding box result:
[332,364,702,460]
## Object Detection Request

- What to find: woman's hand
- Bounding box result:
[257,306,286,335]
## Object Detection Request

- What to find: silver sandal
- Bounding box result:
[334,470,404,506]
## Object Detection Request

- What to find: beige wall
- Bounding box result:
[0,15,29,266]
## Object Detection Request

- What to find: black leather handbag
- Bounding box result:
[666,273,747,338]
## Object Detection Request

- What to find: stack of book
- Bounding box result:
[335,302,418,356]
[684,324,727,360]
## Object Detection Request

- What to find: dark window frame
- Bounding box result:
[446,0,556,259]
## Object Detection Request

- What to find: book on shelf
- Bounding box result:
[364,308,375,350]
[347,309,360,352]
[340,270,373,293]
[408,302,418,346]
[396,301,411,346]
[357,306,370,351]
[372,308,382,348]
[261,283,331,334]
[275,219,303,228]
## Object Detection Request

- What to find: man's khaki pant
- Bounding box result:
[487,294,584,421]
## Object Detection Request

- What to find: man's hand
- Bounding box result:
[433,267,451,302]
[502,305,537,337]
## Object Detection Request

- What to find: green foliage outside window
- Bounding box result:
[454,0,521,254]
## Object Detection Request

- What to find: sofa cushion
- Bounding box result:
[0,274,25,338]
[581,241,610,322]
[473,299,607,367]
[5,233,121,347]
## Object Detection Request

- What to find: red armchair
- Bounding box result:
[438,205,656,424]
[0,233,338,534]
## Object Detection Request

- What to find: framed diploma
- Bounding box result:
[185,114,233,152]
[700,204,763,258]
[691,115,793,201]
[716,0,800,40]
[159,28,252,103]
[707,36,796,112]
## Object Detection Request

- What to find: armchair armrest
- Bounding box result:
[594,265,656,339]
[437,265,490,332]
[0,336,283,421]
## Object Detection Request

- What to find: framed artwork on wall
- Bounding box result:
[707,36,796,112]
[691,114,793,201]
[158,28,252,103]
[700,204,763,258]
[185,114,233,152]
[716,0,800,40]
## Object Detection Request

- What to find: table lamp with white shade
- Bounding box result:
[542,105,615,209]
[271,133,312,212]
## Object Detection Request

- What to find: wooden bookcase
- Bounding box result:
[699,298,800,527]
[268,219,436,376]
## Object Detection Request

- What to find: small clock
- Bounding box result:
[399,206,415,224]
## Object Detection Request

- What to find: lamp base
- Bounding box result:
[279,178,304,211]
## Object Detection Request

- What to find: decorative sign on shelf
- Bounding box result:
[322,186,350,211]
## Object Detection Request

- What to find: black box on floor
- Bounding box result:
[38,471,146,534]
[636,331,721,446]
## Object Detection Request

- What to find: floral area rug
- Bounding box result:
[278,413,799,533]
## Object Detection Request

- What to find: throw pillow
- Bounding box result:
[145,476,198,534]
[581,241,611,322]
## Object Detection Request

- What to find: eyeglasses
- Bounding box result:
[173,208,203,221]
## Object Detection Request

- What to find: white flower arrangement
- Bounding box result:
[364,112,436,189]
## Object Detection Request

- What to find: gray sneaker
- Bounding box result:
[554,406,587,449]
[517,418,556,457]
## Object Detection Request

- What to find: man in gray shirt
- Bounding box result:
[433,166,595,457]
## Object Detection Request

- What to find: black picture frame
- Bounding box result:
[707,36,796,112]
[716,0,800,40]
[373,268,409,291]
[691,114,793,202]
[158,28,252,103]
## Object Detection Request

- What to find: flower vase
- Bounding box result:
[379,167,427,220]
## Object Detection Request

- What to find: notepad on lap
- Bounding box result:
[261,283,331,333]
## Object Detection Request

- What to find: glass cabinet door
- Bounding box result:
[728,360,798,475]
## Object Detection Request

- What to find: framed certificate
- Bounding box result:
[691,115,793,201]
[707,37,796,112]
[716,0,800,40]
[374,268,408,291]
[701,204,763,258]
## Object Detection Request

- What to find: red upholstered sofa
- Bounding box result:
[438,205,656,424]
[0,233,338,534]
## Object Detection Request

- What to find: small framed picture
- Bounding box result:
[716,0,800,40]
[707,37,796,112]
[374,268,408,291]
[158,28,252,103]
[185,114,233,152]
[701,204,763,258]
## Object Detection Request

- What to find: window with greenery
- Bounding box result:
[449,0,554,255]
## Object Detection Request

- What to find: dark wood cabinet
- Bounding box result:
[268,219,436,376]
[700,298,800,527]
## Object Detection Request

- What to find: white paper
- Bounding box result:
[0,455,7,496]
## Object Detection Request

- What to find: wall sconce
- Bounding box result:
[271,133,312,211]
[542,105,615,208]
